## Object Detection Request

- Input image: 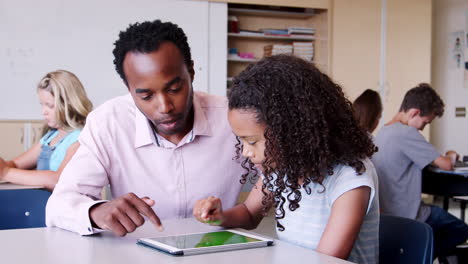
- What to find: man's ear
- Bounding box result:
[407,108,421,119]
[188,60,195,82]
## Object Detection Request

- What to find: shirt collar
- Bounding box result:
[134,106,153,148]
[134,92,212,148]
[191,93,212,137]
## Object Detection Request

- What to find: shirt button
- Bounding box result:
[88,227,92,232]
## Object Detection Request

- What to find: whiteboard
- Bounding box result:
[0,0,210,119]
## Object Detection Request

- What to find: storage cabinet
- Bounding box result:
[0,120,45,160]
[226,3,330,89]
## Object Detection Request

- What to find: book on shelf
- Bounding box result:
[260,28,288,35]
[288,27,315,35]
[238,29,263,35]
[293,41,314,46]
[232,29,314,39]
[289,34,315,39]
[293,41,314,61]
[264,44,293,57]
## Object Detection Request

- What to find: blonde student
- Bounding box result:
[193,55,380,263]
[0,70,92,190]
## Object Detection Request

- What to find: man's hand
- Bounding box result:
[89,192,163,236]
[193,196,224,225]
[446,150,460,165]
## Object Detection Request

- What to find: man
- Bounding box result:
[46,20,244,236]
[372,83,468,260]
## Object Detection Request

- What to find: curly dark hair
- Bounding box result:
[399,83,444,117]
[228,55,377,230]
[112,20,193,86]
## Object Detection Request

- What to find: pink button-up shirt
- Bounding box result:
[46,92,245,235]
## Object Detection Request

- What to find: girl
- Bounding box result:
[0,70,93,190]
[353,89,383,133]
[193,55,379,263]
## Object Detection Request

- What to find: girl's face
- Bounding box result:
[38,89,59,129]
[228,109,266,170]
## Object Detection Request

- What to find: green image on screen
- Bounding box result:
[149,231,261,249]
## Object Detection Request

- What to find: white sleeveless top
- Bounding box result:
[272,159,379,264]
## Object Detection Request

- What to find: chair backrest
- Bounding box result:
[379,214,433,264]
[0,189,51,230]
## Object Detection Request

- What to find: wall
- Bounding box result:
[331,0,433,138]
[385,0,432,124]
[432,0,468,155]
[331,0,381,101]
[0,0,228,119]
[208,2,228,96]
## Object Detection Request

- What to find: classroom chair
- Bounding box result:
[453,196,468,221]
[0,189,51,230]
[379,214,433,264]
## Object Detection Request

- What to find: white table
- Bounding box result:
[0,217,352,264]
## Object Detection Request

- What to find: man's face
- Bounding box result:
[408,111,436,131]
[123,42,194,140]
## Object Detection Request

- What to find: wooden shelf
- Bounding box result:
[228,7,315,18]
[228,32,314,41]
[226,2,329,85]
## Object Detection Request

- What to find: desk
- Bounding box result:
[0,218,352,264]
[422,166,468,213]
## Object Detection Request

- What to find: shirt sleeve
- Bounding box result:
[328,160,377,214]
[46,111,112,235]
[400,128,441,170]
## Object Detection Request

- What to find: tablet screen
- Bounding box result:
[147,231,261,249]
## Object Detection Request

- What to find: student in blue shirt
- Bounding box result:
[193,55,379,263]
[0,70,92,190]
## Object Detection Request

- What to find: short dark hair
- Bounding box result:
[399,83,444,117]
[353,89,382,132]
[112,20,193,86]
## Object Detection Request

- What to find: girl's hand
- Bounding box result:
[0,158,8,179]
[193,196,224,225]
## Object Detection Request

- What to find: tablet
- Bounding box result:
[137,229,274,256]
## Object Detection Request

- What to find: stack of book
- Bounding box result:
[264,44,293,57]
[288,27,315,37]
[293,42,314,61]
[261,28,289,36]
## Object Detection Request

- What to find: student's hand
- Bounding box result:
[0,158,8,179]
[193,196,224,225]
[446,150,459,165]
[89,192,163,236]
